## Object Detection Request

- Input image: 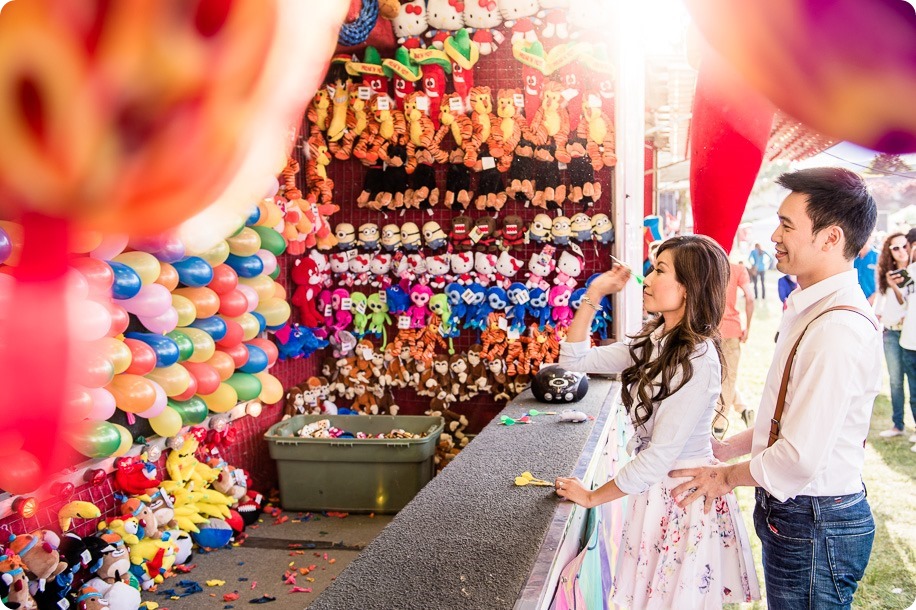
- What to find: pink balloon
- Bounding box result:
[90,234,129,260]
[120,283,172,317]
[256,249,277,276]
[86,387,117,421]
[264,176,280,198]
[236,283,259,313]
[69,299,112,342]
[137,381,167,418]
[138,306,179,334]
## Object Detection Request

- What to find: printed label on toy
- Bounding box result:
[81,550,92,565]
[416,95,429,112]
[345,249,358,261]
[508,328,521,341]
[498,316,508,331]
[588,94,602,108]
[542,244,557,258]
[570,243,584,258]
[324,305,333,317]
[398,315,411,329]
[354,300,367,314]
[341,297,352,310]
[516,290,530,304]
[449,96,464,112]
[561,88,579,102]
[557,162,567,170]
[358,86,372,100]
[462,290,476,304]
[58,600,68,610]
[513,93,525,107]
[379,290,387,303]
[376,96,390,110]
[468,226,484,243]
[481,156,496,170]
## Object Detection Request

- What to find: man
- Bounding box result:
[747,242,774,299]
[671,168,881,610]
[853,236,878,304]
[714,258,755,435]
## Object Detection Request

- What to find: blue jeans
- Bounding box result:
[900,343,916,430]
[755,488,874,609]
[752,269,767,298]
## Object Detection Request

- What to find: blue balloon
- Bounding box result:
[108,262,142,300]
[245,206,261,226]
[124,332,180,368]
[224,253,264,278]
[187,316,228,341]
[266,322,286,332]
[249,311,267,333]
[239,344,268,374]
[172,256,214,288]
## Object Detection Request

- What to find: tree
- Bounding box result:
[868,153,912,175]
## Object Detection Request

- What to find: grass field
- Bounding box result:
[724,280,916,610]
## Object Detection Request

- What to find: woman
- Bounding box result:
[875,232,913,438]
[556,235,759,610]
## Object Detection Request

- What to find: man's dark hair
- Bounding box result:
[906,228,916,245]
[776,167,877,260]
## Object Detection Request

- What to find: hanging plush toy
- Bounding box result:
[426,0,466,48]
[332,289,354,332]
[450,215,474,251]
[307,88,331,136]
[366,293,392,344]
[526,248,555,290]
[506,282,531,332]
[527,213,553,244]
[500,215,526,250]
[350,254,373,286]
[390,0,429,46]
[426,254,452,289]
[404,91,442,209]
[369,252,394,288]
[291,257,326,329]
[386,284,412,315]
[591,212,614,244]
[551,215,572,246]
[472,216,498,251]
[554,250,583,288]
[435,92,475,209]
[474,251,499,286]
[348,46,391,98]
[494,88,525,176]
[355,95,390,208]
[408,285,434,328]
[380,223,402,252]
[450,251,476,284]
[330,81,371,161]
[559,58,587,132]
[329,252,350,286]
[570,213,593,243]
[444,29,479,107]
[537,0,570,39]
[326,60,354,145]
[412,48,453,130]
[581,92,616,171]
[306,131,337,209]
[549,284,574,327]
[335,222,358,251]
[468,86,508,211]
[445,282,469,328]
[463,0,505,55]
[528,286,552,329]
[358,223,381,251]
[401,221,423,252]
[565,121,600,208]
[422,221,449,250]
[463,283,488,330]
[383,46,423,111]
[498,0,541,44]
[527,81,571,209]
[495,250,525,288]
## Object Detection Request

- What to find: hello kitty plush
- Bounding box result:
[525,250,554,290]
[390,0,429,45]
[498,0,540,43]
[426,0,465,49]
[349,253,372,286]
[554,250,583,288]
[567,0,612,42]
[426,254,451,290]
[474,251,498,286]
[330,252,350,284]
[369,252,394,288]
[494,250,524,289]
[397,252,428,284]
[537,0,570,39]
[309,250,332,286]
[463,0,505,55]
[450,251,475,284]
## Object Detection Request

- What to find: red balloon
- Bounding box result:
[0,449,42,495]
[172,375,199,401]
[105,302,130,336]
[218,343,249,369]
[208,264,239,295]
[218,289,248,318]
[247,338,278,368]
[181,362,221,395]
[76,353,115,388]
[216,319,244,348]
[71,257,114,294]
[124,338,157,376]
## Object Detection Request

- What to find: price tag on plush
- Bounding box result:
[588,94,602,108]
[508,328,521,341]
[498,316,508,331]
[557,162,567,170]
[358,86,372,100]
[324,305,333,317]
[514,93,525,107]
[449,96,464,112]
[398,315,411,329]
[481,156,496,170]
[354,300,367,314]
[341,298,352,311]
[462,290,476,304]
[379,290,387,304]
[469,226,484,243]
[516,290,530,304]
[377,96,390,110]
[416,95,429,112]
[345,249,358,261]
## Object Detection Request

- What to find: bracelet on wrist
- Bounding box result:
[582,294,603,313]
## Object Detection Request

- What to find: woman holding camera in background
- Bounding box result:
[875,232,916,441]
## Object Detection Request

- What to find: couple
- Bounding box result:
[556,167,880,610]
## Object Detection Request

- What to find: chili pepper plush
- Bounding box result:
[444,28,479,107]
[412,48,452,130]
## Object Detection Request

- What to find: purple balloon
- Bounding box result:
[0,227,11,265]
[155,238,187,264]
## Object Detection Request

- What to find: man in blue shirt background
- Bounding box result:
[854,237,878,304]
[748,243,774,299]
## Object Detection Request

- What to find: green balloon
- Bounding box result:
[268,265,280,281]
[230,223,246,237]
[226,372,262,401]
[166,330,195,362]
[169,396,208,425]
[251,226,287,256]
[67,421,122,459]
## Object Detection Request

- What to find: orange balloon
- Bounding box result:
[206,351,236,382]
[155,263,180,292]
[107,374,157,414]
[71,229,103,254]
[173,287,220,319]
[272,281,286,300]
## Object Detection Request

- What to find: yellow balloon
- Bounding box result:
[257,199,284,227]
[149,406,183,438]
[111,424,134,457]
[202,383,239,413]
[239,275,275,303]
[181,327,216,363]
[171,294,198,327]
[146,364,192,397]
[255,297,291,327]
[113,251,161,285]
[230,313,260,341]
[95,337,132,375]
[272,281,286,301]
[227,227,262,257]
[254,372,283,405]
[198,240,231,267]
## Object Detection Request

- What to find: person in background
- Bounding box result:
[892,230,916,451]
[853,236,879,304]
[747,243,773,299]
[875,232,914,440]
[777,274,798,309]
[715,257,755,436]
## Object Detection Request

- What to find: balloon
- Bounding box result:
[218,289,249,318]
[202,383,239,413]
[108,374,157,414]
[111,424,134,457]
[77,352,116,388]
[71,229,104,254]
[255,250,277,276]
[113,252,161,285]
[146,364,192,397]
[197,241,231,267]
[70,298,112,342]
[268,266,280,281]
[173,257,215,288]
[108,261,142,299]
[171,375,199,402]
[181,327,217,363]
[239,275,275,302]
[246,205,261,226]
[250,311,268,333]
[255,372,283,404]
[123,338,157,375]
[225,253,264,278]
[124,333,180,368]
[226,227,262,257]
[188,316,228,342]
[173,287,220,318]
[105,301,130,336]
[95,337,132,374]
[170,397,209,426]
[255,298,291,327]
[0,450,42,494]
[138,306,179,334]
[150,406,183,438]
[251,226,287,256]
[257,199,285,228]
[247,338,279,368]
[67,270,90,301]
[90,234,129,261]
[231,314,261,342]
[236,283,260,312]
[155,263,180,292]
[120,283,172,318]
[216,320,244,348]
[0,226,12,265]
[166,330,195,362]
[154,238,187,264]
[206,352,236,382]
[0,221,23,266]
[65,387,94,423]
[137,380,168,418]
[272,281,287,301]
[86,387,117,421]
[264,177,281,199]
[208,264,239,295]
[172,294,197,327]
[71,257,114,295]
[181,362,221,396]
[226,373,262,402]
[218,343,249,368]
[239,344,268,374]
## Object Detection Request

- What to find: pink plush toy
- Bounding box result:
[408,284,434,328]
[525,250,555,290]
[426,254,451,290]
[331,288,353,331]
[474,251,498,286]
[554,250,583,289]
[549,284,574,327]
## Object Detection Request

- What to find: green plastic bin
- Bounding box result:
[265,414,444,513]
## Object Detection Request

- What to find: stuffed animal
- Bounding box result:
[369,252,394,288]
[486,358,511,401]
[474,251,499,286]
[358,223,381,251]
[473,216,498,251]
[506,282,531,332]
[581,93,616,169]
[366,293,392,343]
[444,29,479,107]
[412,48,453,130]
[494,88,525,177]
[537,0,571,39]
[498,0,540,43]
[326,61,353,145]
[468,86,508,211]
[349,254,373,287]
[462,284,488,330]
[100,517,142,547]
[527,81,571,209]
[329,81,370,161]
[291,256,327,329]
[386,284,412,315]
[114,455,161,497]
[527,213,553,244]
[450,251,475,284]
[450,215,474,251]
[463,0,505,55]
[357,95,403,209]
[403,91,442,209]
[383,46,423,112]
[570,213,593,243]
[307,88,331,135]
[380,224,402,252]
[426,0,465,48]
[2,531,67,595]
[500,215,526,250]
[335,223,358,251]
[350,292,370,336]
[551,215,572,246]
[332,288,355,330]
[426,254,452,289]
[529,286,552,328]
[408,284,434,328]
[0,553,36,610]
[389,0,429,45]
[401,222,423,252]
[435,92,475,209]
[329,252,350,285]
[422,221,449,251]
[554,250,583,288]
[549,284,574,327]
[495,250,524,288]
[397,252,428,284]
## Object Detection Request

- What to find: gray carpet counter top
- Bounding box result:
[310,378,622,610]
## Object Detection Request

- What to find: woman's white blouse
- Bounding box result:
[559,334,721,495]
